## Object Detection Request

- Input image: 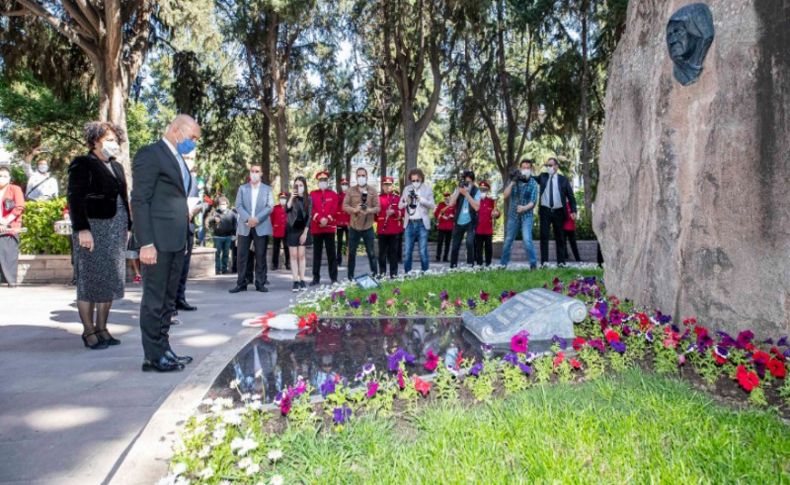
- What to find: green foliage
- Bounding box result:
[579,347,605,380]
[432,364,459,401]
[18,198,71,255]
[126,100,155,159]
[653,343,679,376]
[778,378,790,408]
[533,355,554,384]
[463,359,496,402]
[501,360,530,394]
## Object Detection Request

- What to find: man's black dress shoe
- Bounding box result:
[309,280,320,286]
[255,285,269,292]
[229,285,247,293]
[165,349,193,365]
[176,299,197,311]
[142,356,184,372]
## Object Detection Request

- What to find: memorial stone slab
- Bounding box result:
[462,288,587,350]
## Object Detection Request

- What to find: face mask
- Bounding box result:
[548,166,557,175]
[177,129,197,155]
[412,181,421,190]
[443,198,449,204]
[219,205,228,211]
[279,199,286,206]
[250,173,261,183]
[341,184,349,191]
[37,164,49,174]
[357,177,367,186]
[319,181,329,190]
[0,175,9,187]
[481,191,489,198]
[296,185,305,195]
[521,169,531,177]
[101,140,121,159]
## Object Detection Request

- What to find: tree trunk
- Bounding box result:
[261,69,272,184]
[379,121,388,178]
[275,110,289,194]
[402,113,419,173]
[96,58,130,180]
[579,0,593,214]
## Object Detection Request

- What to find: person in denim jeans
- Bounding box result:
[500,159,538,268]
[207,196,236,274]
[398,168,435,273]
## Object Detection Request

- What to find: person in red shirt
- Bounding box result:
[335,178,350,266]
[309,170,339,285]
[563,200,581,262]
[271,191,291,271]
[0,165,25,287]
[376,177,403,278]
[474,181,500,266]
[434,192,454,262]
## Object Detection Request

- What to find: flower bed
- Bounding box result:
[164,268,790,484]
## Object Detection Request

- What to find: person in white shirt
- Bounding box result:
[398,168,435,273]
[24,159,59,201]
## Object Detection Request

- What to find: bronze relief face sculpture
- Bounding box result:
[666,3,715,86]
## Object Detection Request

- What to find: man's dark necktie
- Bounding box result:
[548,175,555,208]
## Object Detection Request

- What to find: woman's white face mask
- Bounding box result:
[296,185,305,195]
[0,174,10,187]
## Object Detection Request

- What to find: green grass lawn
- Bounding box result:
[272,369,789,484]
[294,266,604,317]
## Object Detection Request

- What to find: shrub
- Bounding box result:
[19,198,71,255]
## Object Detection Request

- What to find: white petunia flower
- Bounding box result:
[267,449,283,461]
[231,436,258,456]
[270,474,285,485]
[245,462,261,475]
[171,462,188,476]
[197,467,215,480]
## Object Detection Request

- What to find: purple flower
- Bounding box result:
[469,362,483,377]
[440,290,449,301]
[393,288,401,295]
[713,345,729,359]
[590,301,608,320]
[467,298,477,309]
[387,348,415,371]
[333,405,352,425]
[610,341,627,353]
[354,372,364,381]
[551,335,568,350]
[349,298,361,309]
[655,311,672,324]
[645,331,654,343]
[588,339,605,353]
[367,293,378,305]
[778,336,788,347]
[362,362,376,375]
[735,330,754,349]
[503,353,519,365]
[518,363,533,375]
[320,377,335,397]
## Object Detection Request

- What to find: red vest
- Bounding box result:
[336,191,350,227]
[376,193,403,235]
[475,198,497,235]
[310,189,338,234]
[434,202,455,231]
[271,204,287,238]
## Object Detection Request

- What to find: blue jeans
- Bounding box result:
[500,213,537,267]
[403,222,429,273]
[213,236,232,273]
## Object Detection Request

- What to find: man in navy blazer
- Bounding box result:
[132,114,200,373]
[534,157,577,266]
[229,164,274,293]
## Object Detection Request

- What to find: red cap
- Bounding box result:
[278,192,288,198]
[382,176,394,184]
[315,170,330,180]
[479,181,491,190]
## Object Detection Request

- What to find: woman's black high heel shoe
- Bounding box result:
[97,330,121,346]
[82,331,109,350]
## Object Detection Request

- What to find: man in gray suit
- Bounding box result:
[229,164,273,293]
[132,114,200,372]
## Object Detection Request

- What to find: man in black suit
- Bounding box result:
[175,157,201,313]
[131,115,201,372]
[534,157,577,266]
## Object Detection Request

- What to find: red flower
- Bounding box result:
[736,365,760,392]
[770,347,786,362]
[569,358,582,369]
[553,351,565,368]
[752,351,771,365]
[635,312,651,331]
[479,290,490,302]
[711,349,727,365]
[693,326,708,338]
[768,358,787,379]
[455,349,464,370]
[572,337,587,351]
[413,376,431,397]
[424,349,439,372]
[604,329,621,343]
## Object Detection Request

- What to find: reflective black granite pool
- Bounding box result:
[206,317,489,404]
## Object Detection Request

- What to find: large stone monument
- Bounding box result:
[594,0,789,335]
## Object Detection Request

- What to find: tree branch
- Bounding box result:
[13,0,98,59]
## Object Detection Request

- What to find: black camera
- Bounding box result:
[360,192,368,211]
[510,168,529,183]
[407,189,418,209]
[458,169,474,188]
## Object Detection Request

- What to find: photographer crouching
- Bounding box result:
[398,168,435,273]
[448,169,481,268]
[500,158,539,268]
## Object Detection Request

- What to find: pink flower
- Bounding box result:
[479,290,489,302]
[397,369,405,389]
[386,298,396,307]
[510,330,529,354]
[424,349,439,371]
[366,381,379,398]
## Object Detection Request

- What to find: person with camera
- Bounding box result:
[335,178,350,266]
[207,196,237,275]
[0,165,25,288]
[500,158,539,268]
[398,168,435,273]
[433,192,454,262]
[376,176,402,278]
[474,181,500,266]
[448,169,481,268]
[536,157,577,267]
[342,167,380,280]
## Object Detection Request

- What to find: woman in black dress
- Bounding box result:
[67,122,132,349]
[286,176,311,292]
